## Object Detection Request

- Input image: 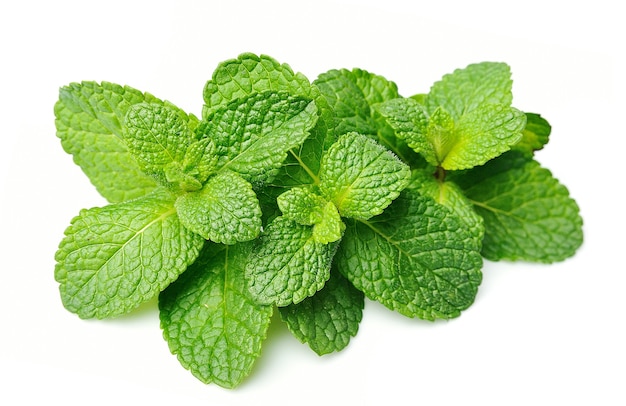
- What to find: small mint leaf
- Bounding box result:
[54,81,167,202]
[279,269,364,355]
[175,171,262,244]
[453,151,584,262]
[312,202,344,244]
[198,91,318,184]
[319,132,410,219]
[245,217,337,306]
[513,112,551,156]
[314,68,400,136]
[203,53,313,117]
[335,190,483,320]
[124,102,192,183]
[159,243,272,389]
[54,189,204,319]
[277,186,327,226]
[425,62,513,120]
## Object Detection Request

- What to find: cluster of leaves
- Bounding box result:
[54,53,583,388]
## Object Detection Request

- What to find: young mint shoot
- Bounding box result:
[53,53,584,388]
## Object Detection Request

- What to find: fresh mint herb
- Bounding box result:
[53,54,583,388]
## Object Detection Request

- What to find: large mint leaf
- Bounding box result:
[159,243,272,389]
[335,190,483,320]
[54,189,204,319]
[453,151,583,262]
[425,62,513,119]
[314,68,399,136]
[197,91,318,184]
[54,81,193,202]
[245,217,337,306]
[319,132,410,219]
[279,270,364,355]
[175,171,262,244]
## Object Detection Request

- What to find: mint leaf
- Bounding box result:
[453,151,584,262]
[319,132,410,219]
[159,243,272,389]
[175,171,262,244]
[513,112,551,156]
[54,189,204,319]
[409,169,485,244]
[335,190,483,320]
[203,53,313,117]
[54,81,166,202]
[425,62,513,119]
[279,269,364,355]
[198,91,318,184]
[245,216,337,306]
[314,68,399,136]
[123,102,195,184]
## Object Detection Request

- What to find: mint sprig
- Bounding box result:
[53,54,584,388]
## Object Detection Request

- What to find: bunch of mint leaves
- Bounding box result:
[53,53,583,388]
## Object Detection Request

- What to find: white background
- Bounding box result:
[1,1,623,405]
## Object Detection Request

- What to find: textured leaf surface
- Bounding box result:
[245,217,336,306]
[54,189,204,319]
[319,132,410,219]
[425,62,513,119]
[159,243,273,389]
[279,270,364,355]
[175,171,262,244]
[54,81,187,202]
[454,152,584,262]
[314,68,399,136]
[198,91,318,184]
[335,190,483,320]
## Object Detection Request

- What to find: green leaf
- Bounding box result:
[175,171,262,244]
[442,103,526,170]
[203,53,313,117]
[409,169,485,244]
[453,151,584,262]
[277,187,344,244]
[245,217,337,306]
[54,81,167,202]
[159,243,273,389]
[279,269,364,355]
[513,112,551,156]
[198,91,318,184]
[425,62,513,119]
[314,68,400,136]
[374,98,435,165]
[123,102,194,183]
[319,132,410,219]
[54,189,204,319]
[335,190,483,320]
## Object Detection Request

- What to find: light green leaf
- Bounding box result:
[245,217,337,306]
[279,269,364,355]
[123,102,193,181]
[319,132,411,219]
[54,189,204,319]
[54,81,167,202]
[453,151,584,262]
[314,68,400,136]
[312,202,344,244]
[442,103,526,170]
[175,171,262,244]
[203,53,313,117]
[335,190,483,320]
[159,243,273,389]
[374,98,435,166]
[198,91,318,184]
[425,62,513,119]
[513,112,551,156]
